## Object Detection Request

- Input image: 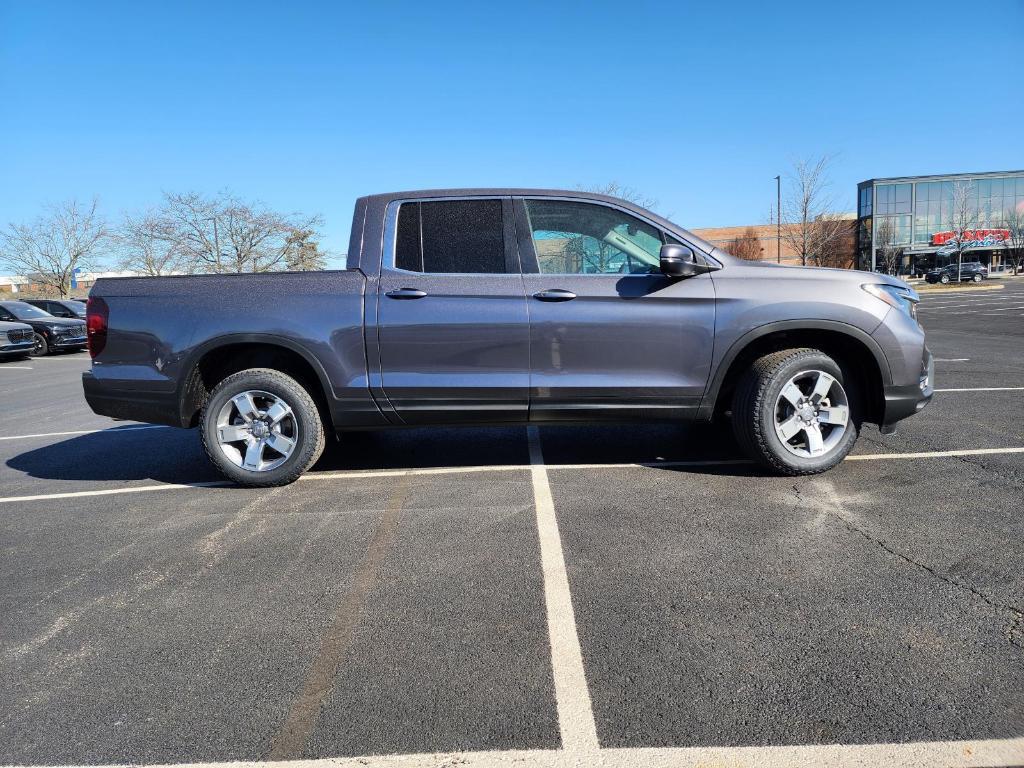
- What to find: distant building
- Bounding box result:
[856,170,1024,275]
[0,270,143,297]
[690,216,857,268]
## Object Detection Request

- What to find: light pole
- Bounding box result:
[774,175,781,263]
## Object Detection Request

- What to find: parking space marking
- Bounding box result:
[918,296,1016,308]
[0,366,33,370]
[3,446,1024,505]
[0,480,231,504]
[15,736,1023,767]
[527,426,600,752]
[933,358,970,362]
[846,446,1024,461]
[934,386,1024,392]
[0,425,166,441]
[268,476,410,759]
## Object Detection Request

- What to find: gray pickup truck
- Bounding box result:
[83,188,933,486]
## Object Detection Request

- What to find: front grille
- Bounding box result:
[7,329,32,342]
[57,325,86,338]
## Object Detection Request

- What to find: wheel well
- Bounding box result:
[180,342,332,429]
[714,330,885,425]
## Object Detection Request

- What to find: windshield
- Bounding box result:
[2,302,54,320]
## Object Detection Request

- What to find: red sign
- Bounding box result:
[931,229,1009,245]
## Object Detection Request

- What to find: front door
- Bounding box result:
[375,197,530,424]
[515,197,716,421]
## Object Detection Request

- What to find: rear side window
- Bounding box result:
[395,199,506,273]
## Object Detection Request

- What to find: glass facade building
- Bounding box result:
[856,170,1024,274]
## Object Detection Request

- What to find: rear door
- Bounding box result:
[515,197,716,421]
[375,197,530,424]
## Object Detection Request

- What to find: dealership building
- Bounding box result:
[857,170,1024,274]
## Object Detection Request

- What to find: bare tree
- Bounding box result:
[576,182,658,212]
[942,181,978,281]
[781,156,847,267]
[1001,204,1024,276]
[115,211,191,276]
[0,198,108,296]
[156,191,326,274]
[728,226,764,261]
[875,217,901,275]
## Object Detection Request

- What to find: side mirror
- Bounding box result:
[660,243,709,278]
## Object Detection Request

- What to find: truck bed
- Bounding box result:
[83,270,383,428]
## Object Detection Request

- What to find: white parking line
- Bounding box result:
[0,366,33,370]
[934,386,1024,392]
[2,446,1023,505]
[0,425,166,441]
[933,358,970,362]
[20,737,1016,768]
[527,426,600,751]
[0,480,231,503]
[846,446,1024,461]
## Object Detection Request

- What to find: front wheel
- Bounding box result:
[973,273,983,283]
[29,333,49,357]
[940,274,950,284]
[201,368,326,487]
[732,348,859,475]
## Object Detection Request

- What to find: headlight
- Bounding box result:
[0,331,8,343]
[862,283,920,321]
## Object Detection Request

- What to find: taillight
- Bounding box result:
[86,296,108,358]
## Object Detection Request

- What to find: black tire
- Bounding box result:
[29,333,49,357]
[732,348,860,476]
[201,368,326,487]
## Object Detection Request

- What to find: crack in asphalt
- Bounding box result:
[805,480,1024,652]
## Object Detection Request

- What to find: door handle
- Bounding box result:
[385,288,427,300]
[533,289,577,302]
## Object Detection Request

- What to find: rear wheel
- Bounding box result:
[973,273,983,283]
[732,348,859,475]
[29,333,48,357]
[940,274,950,284]
[201,368,325,487]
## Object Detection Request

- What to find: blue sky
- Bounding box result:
[2,0,1022,266]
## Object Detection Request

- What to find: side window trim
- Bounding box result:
[514,196,691,277]
[381,196,518,276]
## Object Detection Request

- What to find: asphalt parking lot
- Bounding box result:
[1,281,1023,768]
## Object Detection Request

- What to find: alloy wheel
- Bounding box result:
[773,370,850,458]
[215,390,299,472]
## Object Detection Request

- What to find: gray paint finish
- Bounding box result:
[83,188,931,435]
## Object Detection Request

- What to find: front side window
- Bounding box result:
[525,199,666,275]
[394,199,506,273]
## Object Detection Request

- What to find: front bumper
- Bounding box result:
[881,349,933,429]
[0,340,35,356]
[52,334,87,349]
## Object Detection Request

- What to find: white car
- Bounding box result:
[0,320,35,360]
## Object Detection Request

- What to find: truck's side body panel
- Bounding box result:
[83,270,385,428]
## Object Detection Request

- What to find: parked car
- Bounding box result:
[0,300,88,356]
[23,298,87,319]
[83,188,932,486]
[0,320,35,360]
[925,262,988,284]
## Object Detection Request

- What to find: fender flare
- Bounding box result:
[697,319,893,419]
[176,333,335,426]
